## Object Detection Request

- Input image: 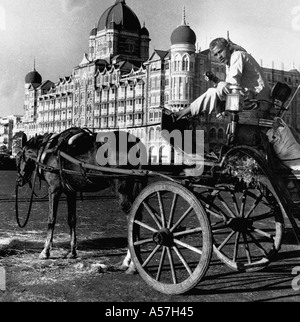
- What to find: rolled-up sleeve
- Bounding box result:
[226,51,243,85]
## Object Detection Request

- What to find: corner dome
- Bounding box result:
[90,27,97,37]
[98,0,141,33]
[25,69,42,85]
[171,24,196,45]
[140,23,149,36]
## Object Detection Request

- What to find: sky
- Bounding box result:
[0,0,299,117]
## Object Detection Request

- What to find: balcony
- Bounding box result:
[135,105,143,112]
[118,107,125,114]
[126,106,134,113]
[134,119,142,127]
[126,120,133,127]
[109,108,116,115]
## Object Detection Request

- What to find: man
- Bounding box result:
[175,37,271,120]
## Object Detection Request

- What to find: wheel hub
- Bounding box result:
[228,218,252,233]
[153,228,174,247]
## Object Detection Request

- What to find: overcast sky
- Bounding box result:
[0,0,299,117]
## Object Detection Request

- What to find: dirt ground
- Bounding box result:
[1,170,300,304]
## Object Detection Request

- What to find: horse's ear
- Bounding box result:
[21,133,27,147]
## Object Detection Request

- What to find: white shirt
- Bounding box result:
[226,50,271,102]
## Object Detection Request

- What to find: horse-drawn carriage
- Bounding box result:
[15,81,300,295]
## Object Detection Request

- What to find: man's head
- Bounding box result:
[209,38,233,65]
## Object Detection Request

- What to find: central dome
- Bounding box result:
[171,24,196,45]
[98,0,141,32]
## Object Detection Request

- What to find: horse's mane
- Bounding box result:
[26,134,49,149]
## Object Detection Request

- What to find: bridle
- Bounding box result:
[16,148,37,188]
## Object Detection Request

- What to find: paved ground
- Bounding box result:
[0,170,299,303]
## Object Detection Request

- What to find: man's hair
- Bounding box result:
[209,38,228,51]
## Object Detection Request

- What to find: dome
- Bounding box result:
[90,27,97,37]
[98,0,141,33]
[140,24,149,37]
[171,24,196,45]
[25,69,42,85]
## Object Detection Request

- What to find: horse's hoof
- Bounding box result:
[39,251,50,260]
[66,252,77,259]
[125,267,137,275]
[113,260,129,271]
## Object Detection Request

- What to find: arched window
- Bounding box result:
[218,128,224,139]
[182,55,189,71]
[149,127,155,141]
[209,128,217,140]
[174,54,181,71]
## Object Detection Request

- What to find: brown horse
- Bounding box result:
[15,127,147,273]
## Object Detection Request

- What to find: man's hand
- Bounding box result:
[216,112,226,120]
[174,107,191,120]
[217,81,231,95]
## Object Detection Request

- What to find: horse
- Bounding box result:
[266,117,300,170]
[15,127,148,274]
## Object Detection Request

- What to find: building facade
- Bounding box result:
[18,0,300,162]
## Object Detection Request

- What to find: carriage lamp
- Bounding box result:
[225,85,243,145]
[225,85,243,112]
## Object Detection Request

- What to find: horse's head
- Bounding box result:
[16,135,41,187]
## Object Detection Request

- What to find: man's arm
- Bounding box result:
[226,51,244,85]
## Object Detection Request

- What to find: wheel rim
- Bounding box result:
[128,181,212,295]
[199,176,284,272]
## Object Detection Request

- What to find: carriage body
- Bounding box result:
[127,82,300,295]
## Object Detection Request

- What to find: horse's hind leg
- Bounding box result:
[114,179,147,274]
[39,189,62,260]
[66,192,77,259]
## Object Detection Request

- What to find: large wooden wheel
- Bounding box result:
[128,181,212,295]
[198,148,286,272]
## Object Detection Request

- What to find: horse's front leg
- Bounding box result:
[66,191,77,259]
[39,188,62,260]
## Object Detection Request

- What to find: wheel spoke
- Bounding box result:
[217,230,236,251]
[245,192,263,218]
[251,227,274,240]
[142,201,162,229]
[246,231,268,256]
[239,190,247,218]
[198,193,230,220]
[134,237,154,246]
[233,232,241,262]
[156,246,167,281]
[250,211,274,222]
[170,205,193,233]
[242,232,252,264]
[157,192,166,228]
[134,219,158,233]
[166,247,177,284]
[211,223,229,232]
[173,238,202,255]
[172,245,193,275]
[230,192,240,217]
[173,227,202,237]
[168,193,178,229]
[217,194,237,218]
[142,244,161,268]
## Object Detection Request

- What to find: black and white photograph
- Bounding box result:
[0,0,300,307]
